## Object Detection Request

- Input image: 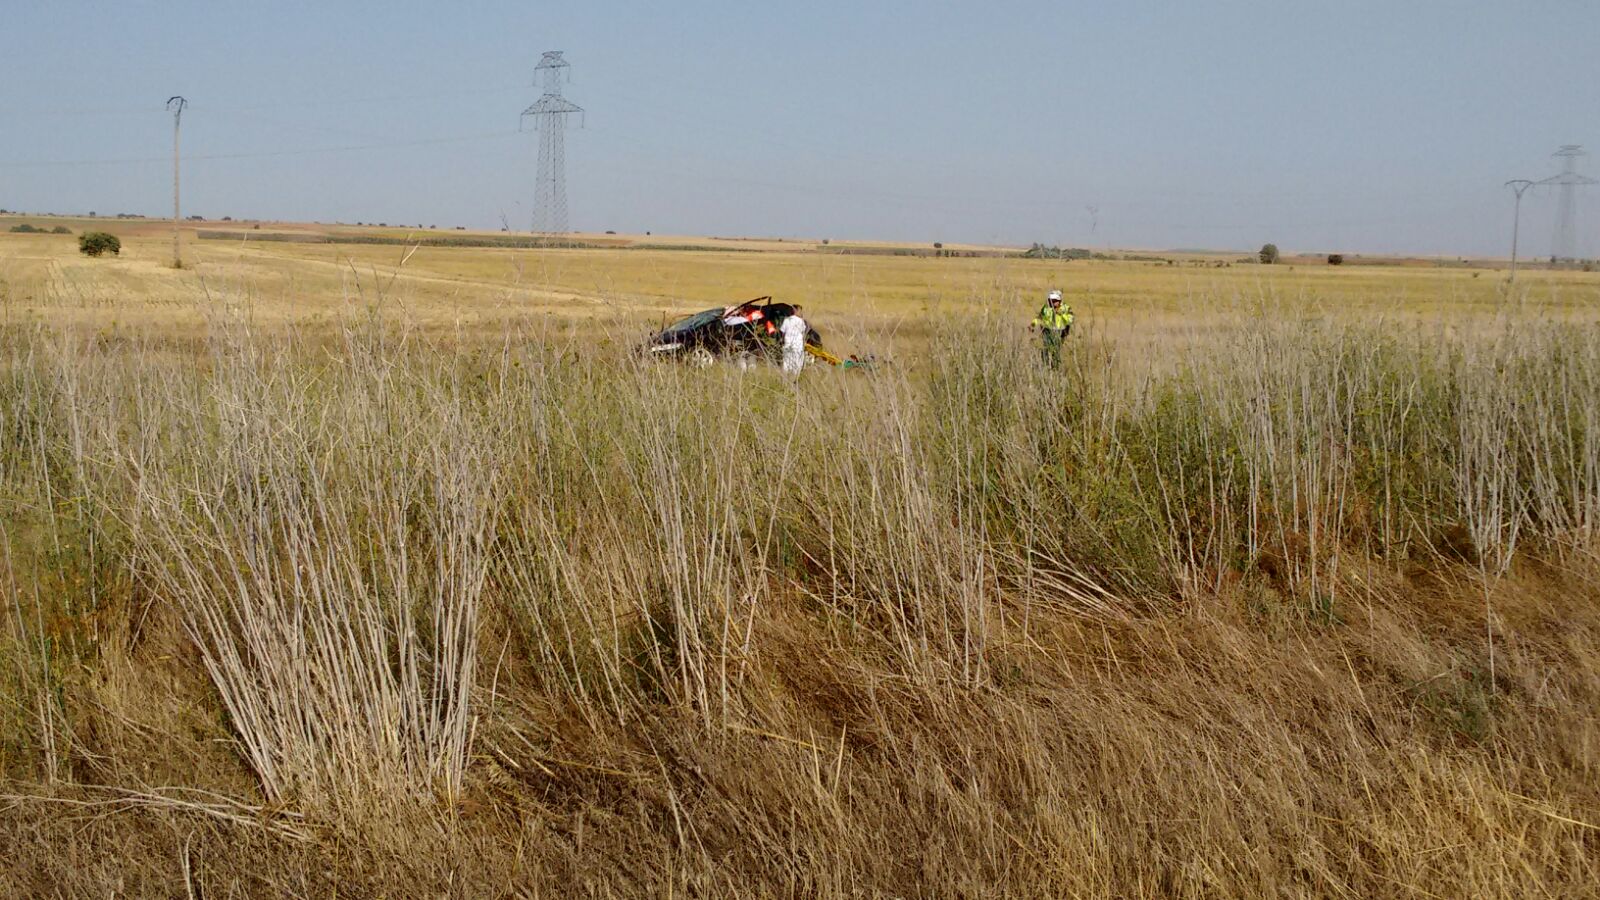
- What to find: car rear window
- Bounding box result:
[663,308,723,335]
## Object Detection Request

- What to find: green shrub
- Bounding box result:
[77,231,121,257]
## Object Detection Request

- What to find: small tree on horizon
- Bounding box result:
[1259,243,1280,264]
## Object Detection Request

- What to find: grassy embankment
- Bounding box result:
[1,236,1599,895]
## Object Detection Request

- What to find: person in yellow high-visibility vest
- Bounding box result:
[1029,289,1073,367]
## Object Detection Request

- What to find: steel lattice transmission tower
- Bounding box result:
[521,51,583,234]
[1539,145,1597,264]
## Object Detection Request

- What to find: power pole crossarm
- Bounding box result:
[167,96,187,268]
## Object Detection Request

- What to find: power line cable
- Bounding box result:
[582,124,1487,230]
[0,130,522,169]
[0,83,528,118]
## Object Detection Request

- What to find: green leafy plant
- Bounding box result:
[77,231,121,257]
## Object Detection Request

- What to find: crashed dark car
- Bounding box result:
[645,296,821,366]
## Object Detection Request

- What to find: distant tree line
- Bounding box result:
[1022,243,1093,260]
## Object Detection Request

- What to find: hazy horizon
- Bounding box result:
[2,1,1597,257]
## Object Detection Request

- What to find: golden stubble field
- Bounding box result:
[6,217,1599,354]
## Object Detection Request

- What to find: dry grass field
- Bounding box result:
[4,217,1600,896]
[8,217,1598,339]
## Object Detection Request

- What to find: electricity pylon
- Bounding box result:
[521,52,583,234]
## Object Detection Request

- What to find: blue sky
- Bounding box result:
[1,0,1596,254]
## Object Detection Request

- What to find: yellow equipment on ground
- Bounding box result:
[805,343,843,366]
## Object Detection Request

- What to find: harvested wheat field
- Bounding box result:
[3,224,1600,896]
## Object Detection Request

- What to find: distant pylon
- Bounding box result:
[1539,145,1597,264]
[521,51,583,234]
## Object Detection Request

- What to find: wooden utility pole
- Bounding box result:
[167,96,187,268]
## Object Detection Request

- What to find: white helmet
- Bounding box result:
[1047,289,1063,303]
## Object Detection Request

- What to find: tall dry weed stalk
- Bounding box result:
[122,317,502,812]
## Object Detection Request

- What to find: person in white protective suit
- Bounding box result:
[779,305,808,376]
